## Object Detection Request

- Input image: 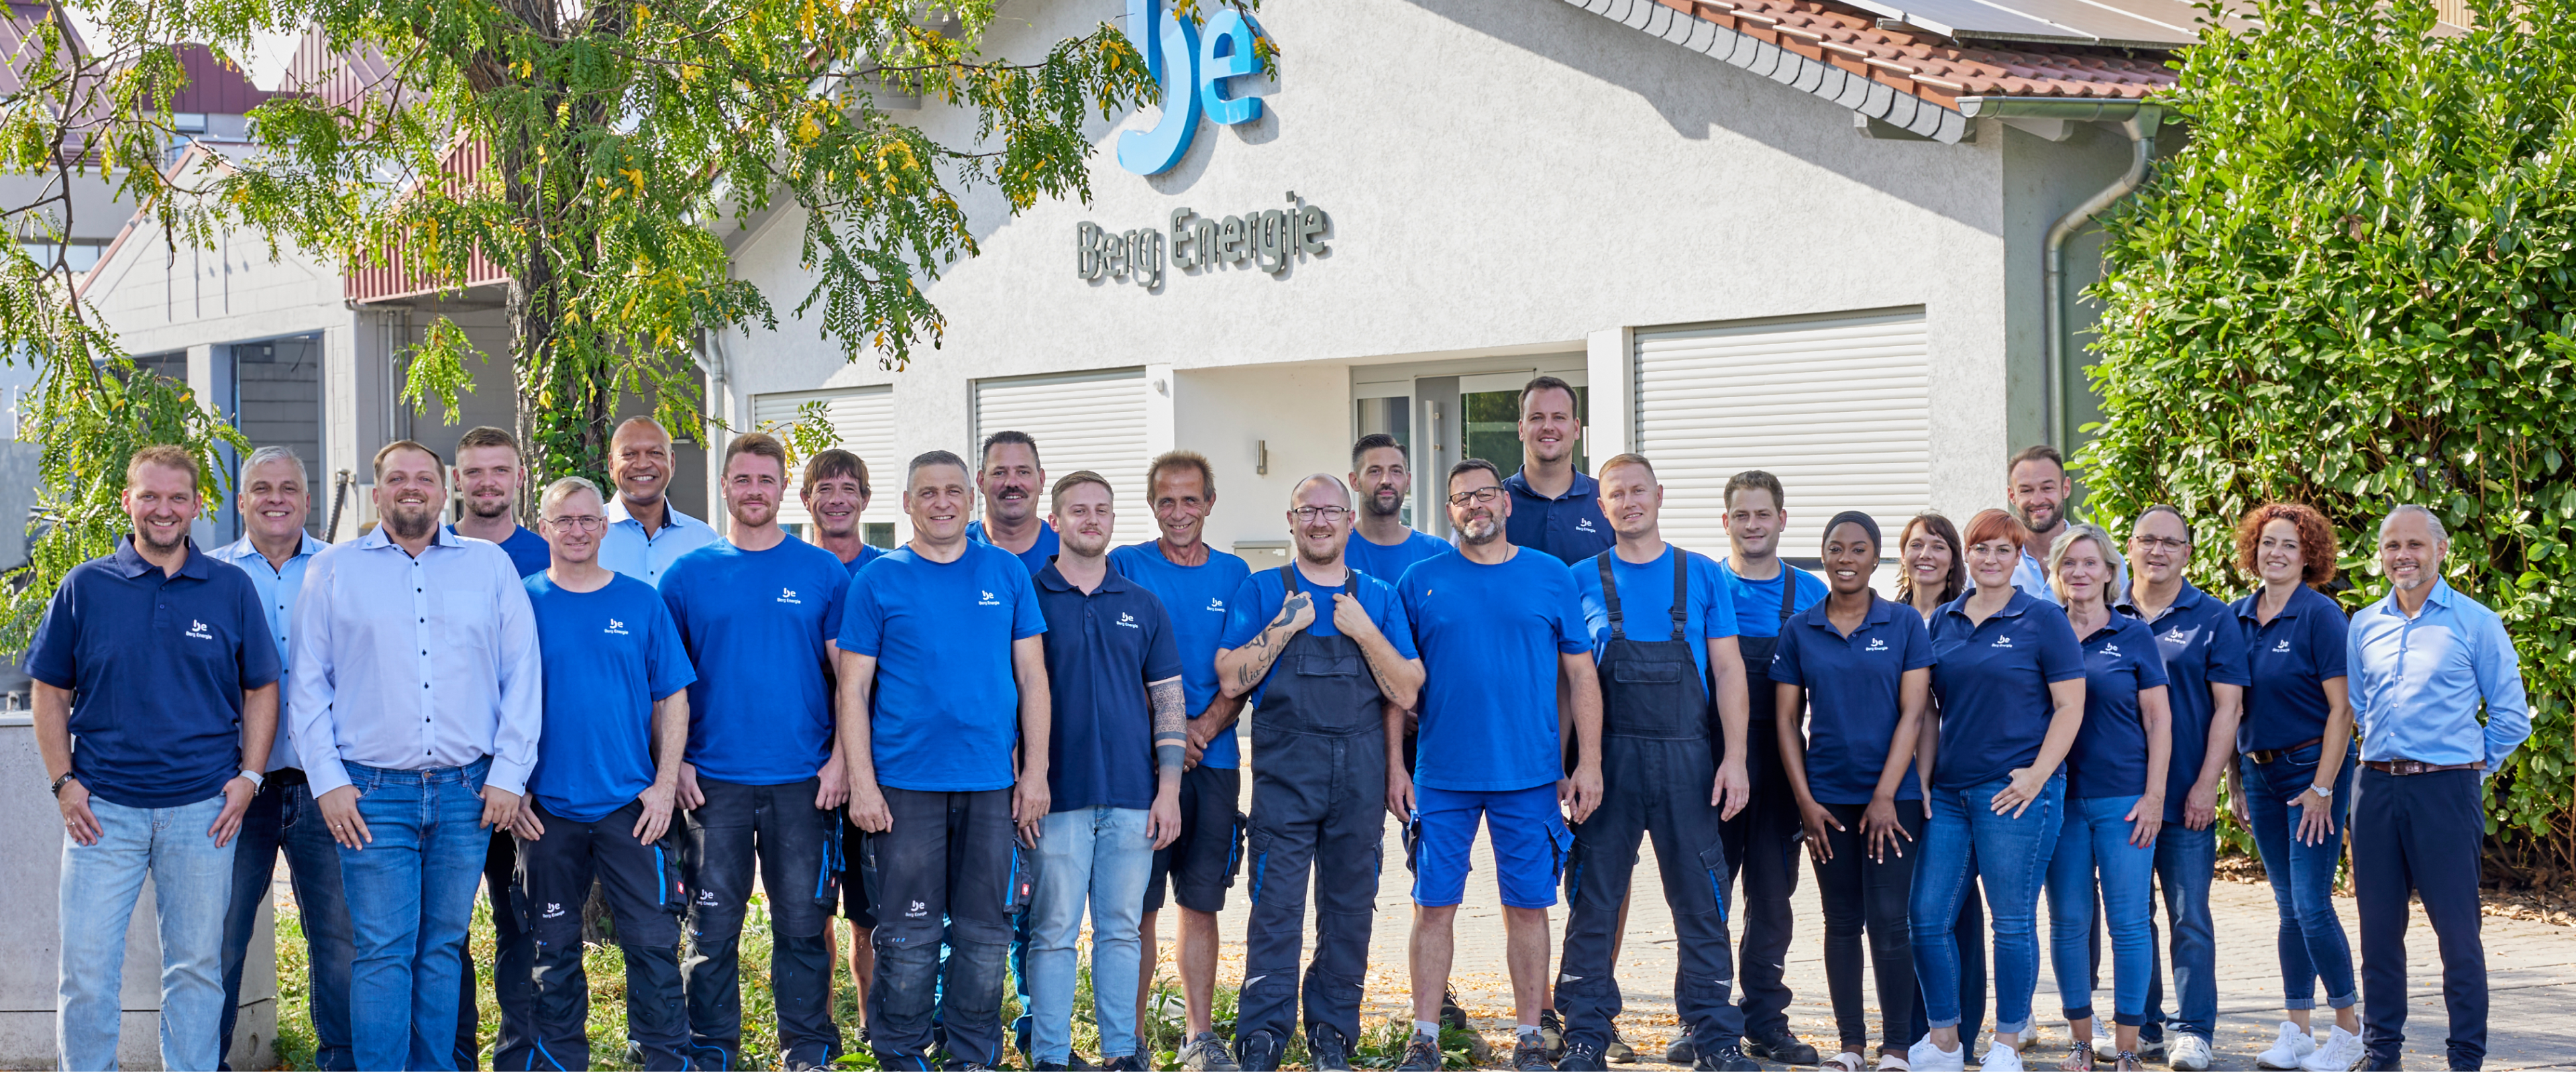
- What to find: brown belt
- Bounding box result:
[2244,738,2322,765]
[2363,759,2485,776]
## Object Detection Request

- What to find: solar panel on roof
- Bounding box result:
[1839,0,2091,44]
[1982,0,2201,45]
[1843,0,2208,47]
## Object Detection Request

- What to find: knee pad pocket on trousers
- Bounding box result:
[1699,845,1729,920]
[1246,828,1275,905]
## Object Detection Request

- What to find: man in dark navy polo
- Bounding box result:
[967,430,1060,573]
[1501,376,1613,565]
[32,444,282,1072]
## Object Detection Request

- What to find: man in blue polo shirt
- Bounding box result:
[1501,376,1613,565]
[449,426,551,576]
[967,430,1059,572]
[514,476,697,1070]
[601,418,720,587]
[1028,471,1185,1072]
[1346,433,1453,583]
[1394,458,1598,1072]
[839,449,1053,1071]
[660,433,855,1069]
[209,445,355,1071]
[34,444,280,1072]
[798,447,887,1017]
[1106,450,1252,1071]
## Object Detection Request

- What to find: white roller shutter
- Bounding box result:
[973,368,1150,533]
[753,386,897,527]
[1633,309,1931,556]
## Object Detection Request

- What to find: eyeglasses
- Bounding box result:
[1289,506,1350,523]
[2129,536,2188,551]
[1446,487,1505,506]
[545,515,606,533]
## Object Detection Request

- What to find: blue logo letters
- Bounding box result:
[1118,0,1267,176]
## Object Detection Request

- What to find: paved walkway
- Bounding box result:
[1148,787,2576,1070]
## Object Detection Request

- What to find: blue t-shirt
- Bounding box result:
[1927,589,2087,790]
[1398,549,1590,792]
[1344,528,1454,588]
[1034,564,1185,811]
[659,536,849,786]
[1571,547,1741,684]
[449,524,551,578]
[1220,564,1416,709]
[2233,584,2350,753]
[1107,541,1252,769]
[2063,613,2171,800]
[1721,559,1833,641]
[839,543,889,576]
[841,543,1049,791]
[2120,581,2252,822]
[1503,469,1615,564]
[524,574,696,822]
[25,539,282,810]
[1771,594,1934,804]
[967,519,1059,575]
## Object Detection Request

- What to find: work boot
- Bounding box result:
[1693,1043,1762,1072]
[1234,1029,1284,1072]
[1399,1035,1446,1072]
[1517,1035,1556,1072]
[1666,1038,1697,1065]
[1307,1025,1354,1072]
[1558,1042,1609,1072]
[1540,1010,1568,1062]
[1747,1030,1821,1065]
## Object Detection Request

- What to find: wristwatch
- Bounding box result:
[237,769,265,790]
[2308,783,2334,800]
[50,772,74,797]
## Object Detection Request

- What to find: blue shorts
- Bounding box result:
[1410,783,1570,909]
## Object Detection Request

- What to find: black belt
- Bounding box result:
[2245,737,2322,765]
[2363,759,2485,776]
[266,767,308,788]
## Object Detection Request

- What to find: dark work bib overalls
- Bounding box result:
[1235,567,1389,1049]
[1556,550,1748,1054]
[1720,566,1805,1039]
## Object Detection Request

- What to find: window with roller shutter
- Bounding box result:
[971,368,1150,531]
[751,386,898,529]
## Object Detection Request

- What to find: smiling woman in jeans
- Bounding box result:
[1907,508,2089,1072]
[2228,503,2364,1072]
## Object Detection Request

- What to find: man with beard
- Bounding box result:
[1502,376,1613,566]
[1345,433,1452,584]
[602,417,720,587]
[1214,474,1423,1072]
[838,451,1053,1072]
[800,447,885,1024]
[1394,459,1601,1072]
[35,445,280,1072]
[968,431,1059,573]
[291,440,541,1071]
[659,433,855,1069]
[449,426,549,578]
[2005,445,2123,604]
[1106,451,1252,1071]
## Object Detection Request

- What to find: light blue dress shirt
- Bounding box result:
[2013,544,2128,606]
[2347,578,2532,773]
[210,531,329,772]
[599,498,720,588]
[286,525,543,796]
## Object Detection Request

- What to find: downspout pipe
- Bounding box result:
[2040,105,2162,451]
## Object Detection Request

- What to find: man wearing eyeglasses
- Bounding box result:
[1213,474,1424,1072]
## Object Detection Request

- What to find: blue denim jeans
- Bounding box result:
[220,779,357,1070]
[58,792,237,1072]
[2141,824,2217,1043]
[2240,747,2357,1010]
[337,759,492,1071]
[1028,806,1153,1065]
[2046,794,2157,1025]
[1911,771,2063,1036]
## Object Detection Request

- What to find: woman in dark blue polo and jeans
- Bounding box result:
[1907,508,2088,1072]
[2228,503,2363,1072]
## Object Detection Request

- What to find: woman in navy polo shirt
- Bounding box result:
[2228,503,2362,1071]
[2038,524,2170,1072]
[1774,513,1933,1072]
[1908,508,2087,1072]
[1896,511,1993,1053]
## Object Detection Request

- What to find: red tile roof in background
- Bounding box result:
[1662,0,2180,107]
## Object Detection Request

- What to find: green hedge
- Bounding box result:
[2078,0,2576,884]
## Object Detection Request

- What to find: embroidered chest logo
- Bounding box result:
[2273,639,2292,653]
[2101,643,2123,658]
[605,618,630,636]
[1990,635,2015,649]
[1864,637,1889,652]
[1575,518,1599,533]
[979,590,1002,606]
[777,587,802,605]
[1118,611,1140,629]
[2162,626,2194,645]
[184,619,213,640]
[1206,597,1225,612]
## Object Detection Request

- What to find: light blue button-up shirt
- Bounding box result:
[286,525,543,796]
[2347,578,2532,773]
[210,531,329,772]
[599,498,720,588]
[2013,544,2127,606]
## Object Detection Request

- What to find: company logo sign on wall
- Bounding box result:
[1118,0,1267,176]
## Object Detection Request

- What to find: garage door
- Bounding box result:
[1633,309,1931,556]
[753,386,898,528]
[972,368,1150,532]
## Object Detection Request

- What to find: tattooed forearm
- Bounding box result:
[1150,678,1187,772]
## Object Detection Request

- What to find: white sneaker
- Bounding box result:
[1909,1036,1966,1072]
[2092,1022,2118,1061]
[1982,1041,2027,1072]
[2300,1026,2365,1072]
[2255,1023,2316,1070]
[2165,1034,2213,1071]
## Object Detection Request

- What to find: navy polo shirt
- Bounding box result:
[1034,564,1184,812]
[1722,558,1832,641]
[2232,584,2349,753]
[1571,546,1741,684]
[967,519,1059,575]
[1221,564,1415,708]
[25,537,282,809]
[1107,541,1252,769]
[1345,527,1454,588]
[839,543,888,576]
[2063,613,2170,800]
[2119,581,2251,822]
[1503,468,1615,565]
[1927,589,2086,790]
[447,524,551,578]
[524,573,696,822]
[1771,594,1933,804]
[1399,549,1590,792]
[841,543,1049,791]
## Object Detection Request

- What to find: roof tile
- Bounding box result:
[1689,0,2179,106]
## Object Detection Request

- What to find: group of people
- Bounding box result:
[32,376,2530,1072]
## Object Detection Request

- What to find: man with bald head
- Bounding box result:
[602,417,719,587]
[1214,474,1424,1071]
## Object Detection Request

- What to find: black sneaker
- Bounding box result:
[1693,1043,1762,1072]
[1441,990,1472,1033]
[1398,1035,1446,1072]
[1181,1032,1240,1072]
[1666,1038,1697,1065]
[1516,1035,1555,1071]
[1105,1057,1147,1072]
[1073,1055,1100,1071]
[1307,1025,1354,1072]
[1034,1065,1071,1071]
[1746,1030,1821,1065]
[1540,1010,1569,1062]
[1557,1042,1609,1071]
[1234,1029,1285,1072]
